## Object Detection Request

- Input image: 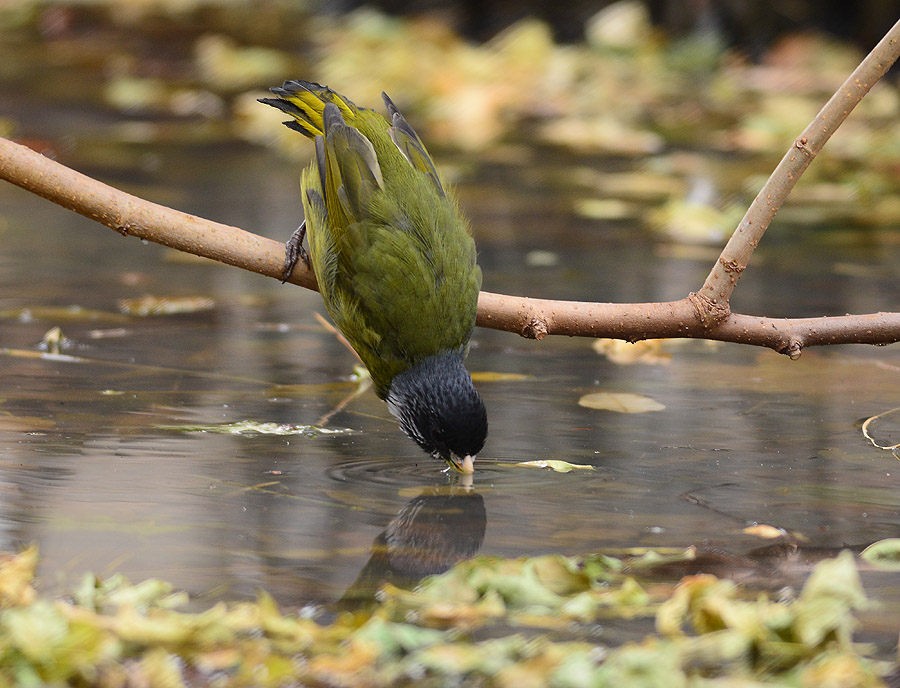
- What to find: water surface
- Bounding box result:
[2,109,900,654]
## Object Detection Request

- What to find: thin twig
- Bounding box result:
[312,311,362,362]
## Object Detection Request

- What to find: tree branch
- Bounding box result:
[2,19,900,358]
[476,291,900,357]
[0,136,318,292]
[696,17,900,318]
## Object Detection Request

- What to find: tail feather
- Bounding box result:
[258,80,359,139]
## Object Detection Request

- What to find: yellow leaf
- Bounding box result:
[470,371,532,382]
[592,338,671,365]
[578,392,665,413]
[742,524,787,539]
[117,295,215,316]
[511,460,595,473]
[860,538,900,570]
[0,545,38,607]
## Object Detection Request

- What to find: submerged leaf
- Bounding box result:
[578,392,665,413]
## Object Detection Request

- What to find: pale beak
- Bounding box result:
[444,454,476,474]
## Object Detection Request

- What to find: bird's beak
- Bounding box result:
[445,454,475,474]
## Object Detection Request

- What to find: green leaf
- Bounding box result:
[860,538,900,570]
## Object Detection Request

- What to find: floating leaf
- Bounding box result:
[578,392,665,413]
[742,524,787,539]
[118,295,216,316]
[525,250,560,267]
[0,306,129,323]
[159,421,352,436]
[860,538,900,570]
[509,460,596,473]
[38,326,68,355]
[574,198,637,221]
[470,371,532,382]
[647,198,742,245]
[194,34,293,91]
[592,338,671,365]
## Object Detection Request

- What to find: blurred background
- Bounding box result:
[3,0,900,657]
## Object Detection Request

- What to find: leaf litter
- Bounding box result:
[0,545,890,687]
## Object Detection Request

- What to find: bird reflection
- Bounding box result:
[337,486,486,610]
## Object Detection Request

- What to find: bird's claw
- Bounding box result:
[282,220,310,283]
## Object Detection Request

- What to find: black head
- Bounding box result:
[386,353,487,470]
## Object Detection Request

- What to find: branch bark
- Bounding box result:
[2,20,900,358]
[0,137,318,292]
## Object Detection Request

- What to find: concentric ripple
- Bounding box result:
[325,456,606,489]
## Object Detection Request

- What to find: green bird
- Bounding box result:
[259,81,487,473]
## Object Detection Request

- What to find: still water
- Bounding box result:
[2,135,900,650]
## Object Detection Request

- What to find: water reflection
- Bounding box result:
[337,486,486,610]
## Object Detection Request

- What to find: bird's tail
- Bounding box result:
[258,81,359,139]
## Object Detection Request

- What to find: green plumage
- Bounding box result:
[261,82,482,399]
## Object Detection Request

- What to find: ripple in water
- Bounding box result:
[325,456,606,490]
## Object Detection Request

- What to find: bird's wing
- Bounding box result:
[381,92,445,197]
[300,97,480,396]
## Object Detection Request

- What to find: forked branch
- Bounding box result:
[2,18,900,358]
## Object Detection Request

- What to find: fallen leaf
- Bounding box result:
[578,392,665,413]
[592,338,671,365]
[159,421,352,436]
[509,460,596,473]
[574,198,637,221]
[525,250,560,267]
[118,295,216,316]
[470,371,532,382]
[742,524,788,539]
[860,538,900,570]
[0,545,38,607]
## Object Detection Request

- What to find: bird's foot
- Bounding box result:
[282,220,310,283]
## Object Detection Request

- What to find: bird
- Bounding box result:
[259,81,487,473]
